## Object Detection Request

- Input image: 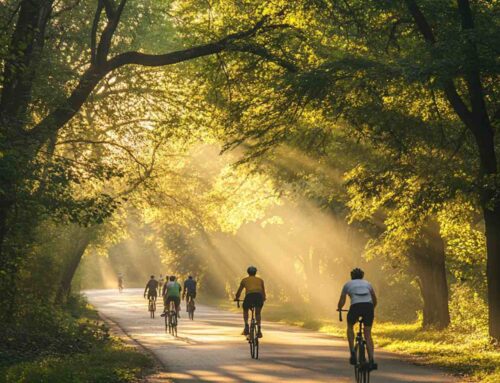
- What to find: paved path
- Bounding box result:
[85,289,458,383]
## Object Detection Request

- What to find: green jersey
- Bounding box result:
[165,281,181,297]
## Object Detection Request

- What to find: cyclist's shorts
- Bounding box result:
[165,296,180,306]
[347,302,374,327]
[147,292,157,299]
[243,292,264,310]
[186,291,197,299]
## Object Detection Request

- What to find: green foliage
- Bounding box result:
[0,295,152,383]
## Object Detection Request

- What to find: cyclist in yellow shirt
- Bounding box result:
[235,266,266,338]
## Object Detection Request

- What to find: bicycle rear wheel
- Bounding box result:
[254,335,259,359]
[172,314,178,337]
[356,341,370,383]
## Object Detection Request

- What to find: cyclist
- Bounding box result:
[143,275,159,302]
[158,274,165,291]
[161,275,182,318]
[234,266,266,338]
[118,273,124,292]
[337,268,378,371]
[182,275,197,311]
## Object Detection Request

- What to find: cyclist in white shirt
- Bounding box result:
[337,268,378,370]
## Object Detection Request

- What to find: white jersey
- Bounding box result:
[341,279,374,306]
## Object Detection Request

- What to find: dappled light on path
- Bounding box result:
[86,289,457,383]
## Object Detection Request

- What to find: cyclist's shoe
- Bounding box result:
[160,312,166,317]
[368,361,378,371]
[257,330,263,338]
[242,325,249,336]
[349,351,357,365]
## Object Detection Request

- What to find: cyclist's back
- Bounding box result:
[184,276,197,296]
[144,275,159,299]
[240,275,264,295]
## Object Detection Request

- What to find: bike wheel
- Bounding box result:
[357,341,369,383]
[254,335,259,359]
[172,314,178,337]
[250,323,257,359]
[164,313,168,332]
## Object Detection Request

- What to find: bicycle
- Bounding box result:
[338,309,370,383]
[147,295,156,318]
[235,299,259,359]
[186,295,195,320]
[165,300,178,336]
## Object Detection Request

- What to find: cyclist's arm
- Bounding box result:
[370,288,377,308]
[144,284,149,297]
[337,292,347,311]
[235,281,244,300]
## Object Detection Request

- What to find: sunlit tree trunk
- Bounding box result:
[55,227,93,304]
[410,227,450,329]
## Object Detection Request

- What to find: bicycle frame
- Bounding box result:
[338,309,370,383]
[235,299,259,359]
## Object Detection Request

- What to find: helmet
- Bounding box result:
[150,275,155,279]
[188,275,193,279]
[351,268,364,280]
[247,266,257,275]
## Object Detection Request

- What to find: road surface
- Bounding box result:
[85,289,458,383]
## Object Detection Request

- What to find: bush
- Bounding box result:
[449,283,488,336]
[0,295,153,383]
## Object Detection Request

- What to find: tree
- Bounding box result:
[0,0,290,314]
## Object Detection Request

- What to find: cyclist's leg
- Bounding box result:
[362,302,376,368]
[346,304,358,364]
[364,325,374,361]
[255,306,262,325]
[242,297,250,335]
[175,296,181,317]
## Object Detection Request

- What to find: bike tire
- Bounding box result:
[254,336,259,359]
[358,341,370,383]
[172,314,178,337]
[164,313,168,332]
[354,344,360,383]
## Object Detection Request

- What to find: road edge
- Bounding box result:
[96,310,173,383]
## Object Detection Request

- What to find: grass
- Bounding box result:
[209,297,500,383]
[0,297,154,383]
[1,343,153,383]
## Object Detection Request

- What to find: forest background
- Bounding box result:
[0,0,499,382]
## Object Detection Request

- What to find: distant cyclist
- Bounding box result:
[144,275,159,302]
[235,266,266,338]
[118,273,124,292]
[337,268,378,370]
[162,275,182,318]
[182,275,197,311]
[158,274,165,291]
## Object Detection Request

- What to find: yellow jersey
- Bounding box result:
[239,276,265,295]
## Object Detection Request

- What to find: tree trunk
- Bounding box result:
[483,206,500,340]
[410,226,450,329]
[55,227,93,304]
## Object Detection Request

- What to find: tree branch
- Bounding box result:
[96,0,127,64]
[91,1,104,65]
[404,0,436,43]
[28,16,282,148]
[405,0,475,128]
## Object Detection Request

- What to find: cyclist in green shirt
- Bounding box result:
[161,275,182,318]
